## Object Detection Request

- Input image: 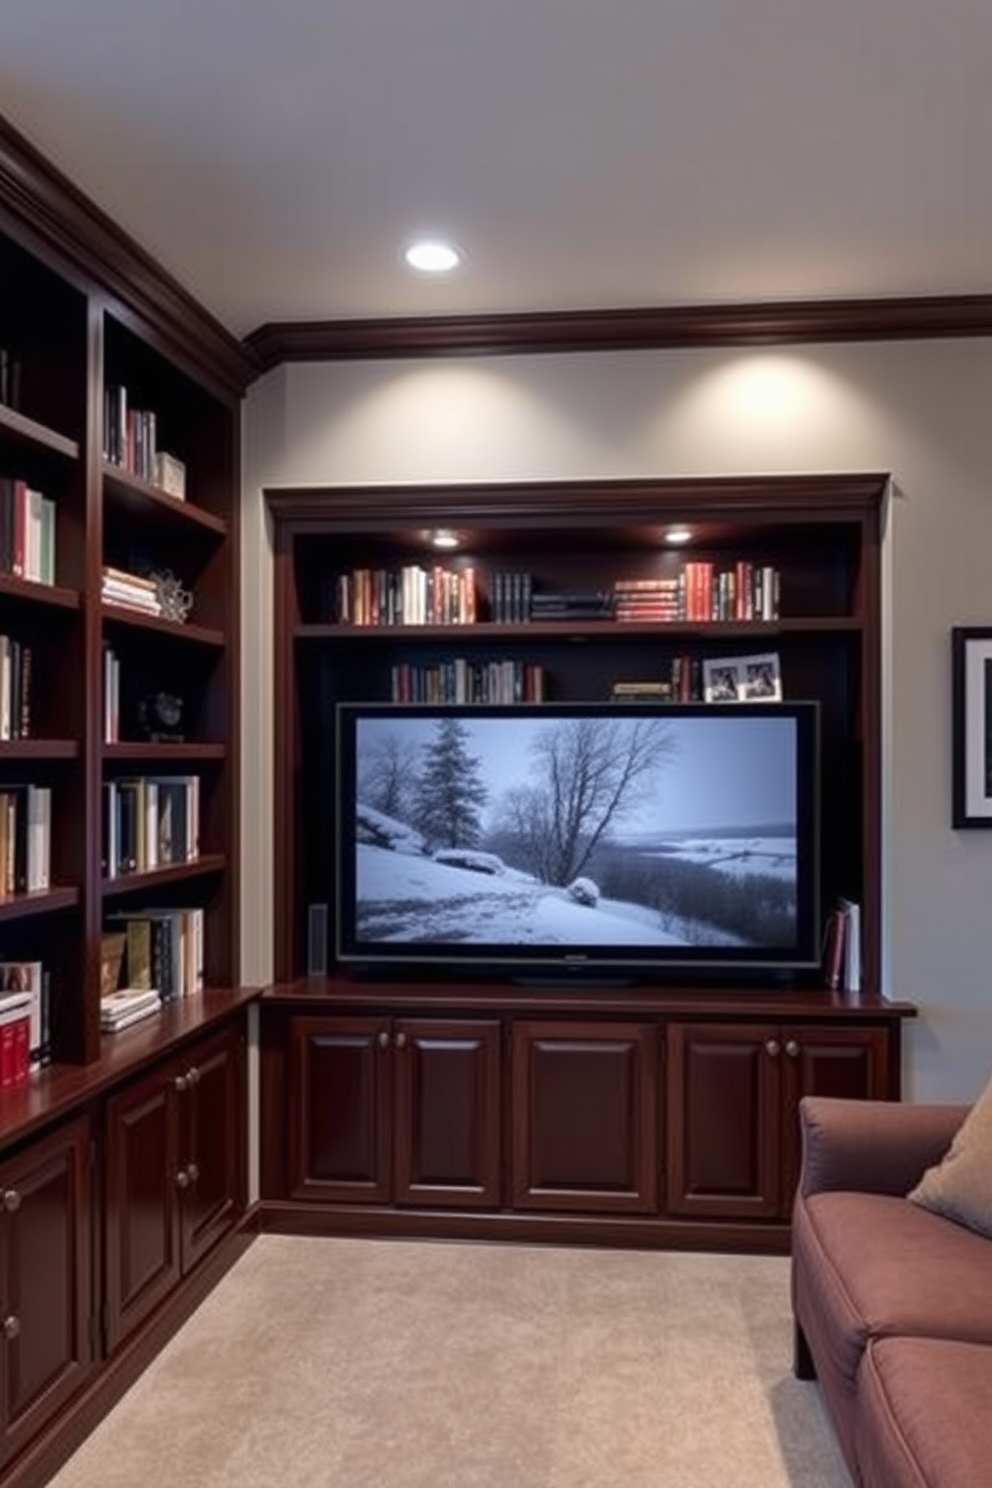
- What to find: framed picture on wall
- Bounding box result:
[951,627,992,827]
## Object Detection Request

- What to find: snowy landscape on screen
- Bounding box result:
[348,711,802,953]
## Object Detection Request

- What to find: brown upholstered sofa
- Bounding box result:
[791,1095,992,1488]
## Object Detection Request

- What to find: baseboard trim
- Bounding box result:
[256,1200,792,1256]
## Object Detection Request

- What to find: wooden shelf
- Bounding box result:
[100,604,225,648]
[101,854,226,898]
[0,886,80,922]
[0,401,80,461]
[0,572,80,610]
[295,616,864,642]
[102,742,226,762]
[0,739,79,760]
[102,463,227,536]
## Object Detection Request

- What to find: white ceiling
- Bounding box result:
[1,0,991,339]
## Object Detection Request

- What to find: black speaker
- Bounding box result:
[307,902,329,977]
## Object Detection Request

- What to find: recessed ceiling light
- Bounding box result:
[665,525,693,545]
[431,529,459,549]
[404,239,461,274]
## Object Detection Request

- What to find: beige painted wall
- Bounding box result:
[241,339,992,1102]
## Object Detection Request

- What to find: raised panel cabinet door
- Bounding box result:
[180,1027,247,1273]
[392,1020,502,1209]
[288,1017,391,1204]
[666,1023,782,1219]
[511,1021,658,1213]
[104,1069,181,1353]
[0,1115,92,1468]
[779,1024,892,1205]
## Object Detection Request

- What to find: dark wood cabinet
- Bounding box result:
[665,1021,891,1220]
[511,1021,658,1214]
[0,1115,92,1469]
[289,1015,502,1208]
[104,1023,246,1351]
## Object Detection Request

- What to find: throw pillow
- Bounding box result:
[908,1075,992,1238]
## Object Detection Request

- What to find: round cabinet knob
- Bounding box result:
[784,1039,800,1058]
[0,1189,21,1214]
[394,1030,407,1050]
[377,1030,390,1050]
[2,1315,20,1341]
[765,1039,781,1057]
[186,1066,201,1087]
[175,1168,191,1190]
[187,1162,200,1185]
[174,1074,189,1094]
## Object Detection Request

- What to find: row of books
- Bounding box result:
[336,564,478,627]
[391,659,546,705]
[333,564,783,627]
[0,475,57,586]
[0,960,50,1079]
[0,347,23,412]
[0,633,33,739]
[0,785,52,899]
[103,385,187,498]
[105,907,205,1004]
[101,565,163,619]
[102,775,200,878]
[613,564,780,622]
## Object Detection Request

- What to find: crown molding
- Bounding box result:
[246,294,992,373]
[0,113,256,399]
[265,471,890,529]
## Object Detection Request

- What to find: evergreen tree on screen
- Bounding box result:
[414,717,488,849]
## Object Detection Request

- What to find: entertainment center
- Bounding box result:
[259,476,915,1249]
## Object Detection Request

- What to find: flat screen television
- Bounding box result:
[335,700,821,982]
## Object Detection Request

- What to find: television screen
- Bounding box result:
[335,700,820,980]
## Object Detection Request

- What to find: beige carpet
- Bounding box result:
[49,1236,849,1488]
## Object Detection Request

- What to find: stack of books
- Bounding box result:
[529,590,614,621]
[101,986,162,1035]
[101,566,162,618]
[610,680,674,703]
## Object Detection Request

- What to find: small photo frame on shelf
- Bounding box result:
[951,626,992,827]
[702,652,782,704]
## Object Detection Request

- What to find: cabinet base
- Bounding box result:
[2,1226,254,1488]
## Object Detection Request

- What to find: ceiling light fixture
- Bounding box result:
[404,239,461,274]
[665,525,693,545]
[431,529,459,549]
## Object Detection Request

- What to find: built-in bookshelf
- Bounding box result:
[268,476,884,993]
[0,135,251,1071]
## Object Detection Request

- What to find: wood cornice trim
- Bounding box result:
[246,295,992,371]
[265,472,890,529]
[0,113,257,399]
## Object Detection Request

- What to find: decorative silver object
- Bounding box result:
[151,569,194,623]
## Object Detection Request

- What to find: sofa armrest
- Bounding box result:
[798,1096,968,1198]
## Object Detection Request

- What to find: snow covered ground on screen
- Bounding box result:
[355,842,752,948]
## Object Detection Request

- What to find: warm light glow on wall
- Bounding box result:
[713,354,827,425]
